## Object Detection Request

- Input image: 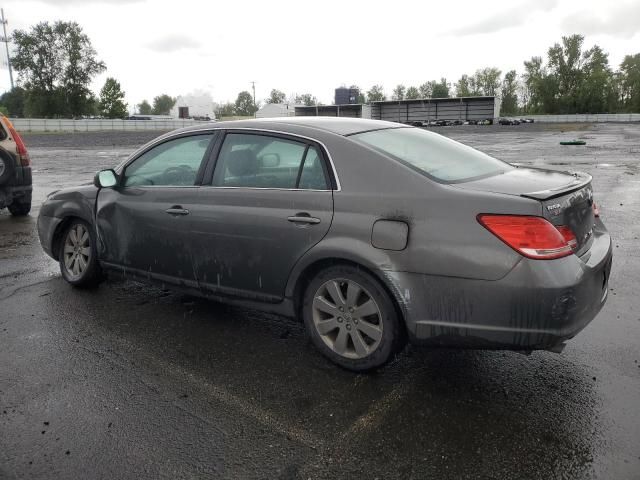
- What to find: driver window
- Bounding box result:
[124,134,213,187]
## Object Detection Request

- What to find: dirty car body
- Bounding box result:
[38,117,613,370]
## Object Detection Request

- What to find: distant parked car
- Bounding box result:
[499,117,519,125]
[0,115,32,216]
[37,117,612,371]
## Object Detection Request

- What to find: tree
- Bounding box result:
[418,82,432,98]
[405,86,420,99]
[392,84,406,100]
[295,93,317,106]
[266,89,286,104]
[137,100,152,115]
[431,78,450,98]
[0,87,26,117]
[366,85,385,102]
[215,102,236,117]
[235,90,257,115]
[152,94,176,115]
[98,77,127,118]
[455,75,472,97]
[500,70,519,115]
[350,85,366,104]
[12,21,105,117]
[619,54,640,112]
[472,67,502,96]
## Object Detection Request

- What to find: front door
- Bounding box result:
[190,131,334,301]
[96,133,214,286]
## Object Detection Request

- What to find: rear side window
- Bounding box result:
[350,127,512,183]
[212,133,328,190]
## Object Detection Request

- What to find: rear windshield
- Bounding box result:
[350,127,512,183]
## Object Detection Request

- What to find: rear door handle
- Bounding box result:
[287,213,321,225]
[165,206,190,216]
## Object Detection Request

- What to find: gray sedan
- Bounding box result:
[37,118,613,371]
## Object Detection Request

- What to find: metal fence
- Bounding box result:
[11,118,212,133]
[526,113,640,123]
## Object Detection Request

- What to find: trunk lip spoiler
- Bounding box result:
[520,171,592,201]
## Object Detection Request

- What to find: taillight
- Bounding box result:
[593,201,600,217]
[477,215,577,260]
[1,116,30,166]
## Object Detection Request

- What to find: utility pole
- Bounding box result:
[251,81,256,117]
[0,8,13,90]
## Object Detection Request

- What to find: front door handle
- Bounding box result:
[287,213,321,225]
[165,206,190,216]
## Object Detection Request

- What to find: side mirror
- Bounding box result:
[94,169,118,188]
[260,153,280,168]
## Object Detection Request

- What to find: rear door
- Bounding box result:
[190,131,334,301]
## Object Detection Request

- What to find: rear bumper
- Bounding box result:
[389,219,612,351]
[0,184,32,208]
[0,164,32,208]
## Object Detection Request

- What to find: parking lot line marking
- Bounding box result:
[73,333,325,451]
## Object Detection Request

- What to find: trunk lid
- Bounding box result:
[456,167,596,254]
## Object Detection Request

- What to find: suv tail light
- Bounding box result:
[1,117,30,166]
[593,201,600,217]
[477,215,577,260]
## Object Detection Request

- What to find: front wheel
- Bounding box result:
[58,219,102,288]
[302,265,406,371]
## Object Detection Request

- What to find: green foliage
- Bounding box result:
[431,78,450,98]
[295,93,317,106]
[366,85,385,102]
[500,70,519,115]
[137,100,152,115]
[416,79,449,99]
[267,89,286,104]
[0,87,26,117]
[405,86,420,99]
[392,84,406,101]
[152,94,176,115]
[619,54,640,112]
[454,75,472,97]
[99,77,127,118]
[235,91,257,115]
[0,105,8,116]
[12,21,105,117]
[215,102,236,117]
[418,82,432,98]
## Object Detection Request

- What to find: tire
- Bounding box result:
[8,192,32,216]
[0,149,15,185]
[58,219,102,288]
[302,264,406,372]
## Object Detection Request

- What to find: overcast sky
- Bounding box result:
[1,0,638,109]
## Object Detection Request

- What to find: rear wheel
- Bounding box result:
[302,265,405,371]
[8,192,32,216]
[58,219,102,288]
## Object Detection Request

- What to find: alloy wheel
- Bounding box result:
[63,223,91,280]
[311,278,383,359]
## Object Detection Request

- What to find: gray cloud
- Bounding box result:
[449,0,559,36]
[145,34,201,52]
[560,2,640,39]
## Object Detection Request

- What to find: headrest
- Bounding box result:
[227,149,257,177]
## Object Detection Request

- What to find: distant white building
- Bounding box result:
[256,103,302,119]
[170,91,216,120]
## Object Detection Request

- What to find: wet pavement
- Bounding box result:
[1,124,639,479]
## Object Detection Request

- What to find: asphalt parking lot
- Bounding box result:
[1,123,639,479]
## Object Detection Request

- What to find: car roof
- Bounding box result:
[174,116,404,137]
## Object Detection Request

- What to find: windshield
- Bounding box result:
[351,127,512,183]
